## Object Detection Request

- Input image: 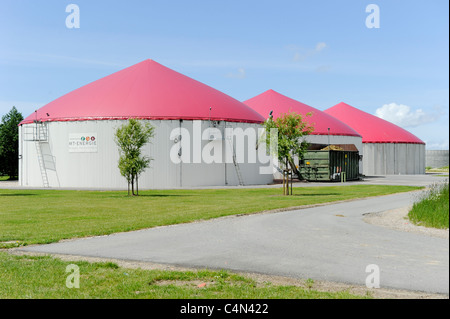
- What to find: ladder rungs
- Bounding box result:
[35,141,50,188]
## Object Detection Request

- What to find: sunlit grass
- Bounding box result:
[408,180,449,229]
[0,252,369,299]
[0,185,421,247]
[0,185,422,299]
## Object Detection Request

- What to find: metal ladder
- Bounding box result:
[35,141,49,188]
[227,138,244,186]
[23,122,50,187]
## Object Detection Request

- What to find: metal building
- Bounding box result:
[324,102,426,176]
[18,60,273,189]
[299,145,361,182]
[425,150,449,169]
[243,90,363,179]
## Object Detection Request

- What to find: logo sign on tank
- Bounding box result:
[68,133,98,153]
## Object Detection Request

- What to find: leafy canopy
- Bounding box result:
[114,119,154,195]
[0,106,24,178]
[264,111,314,163]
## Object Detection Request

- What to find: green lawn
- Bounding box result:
[0,185,422,299]
[0,252,368,299]
[0,185,421,247]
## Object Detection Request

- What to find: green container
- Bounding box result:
[299,150,360,182]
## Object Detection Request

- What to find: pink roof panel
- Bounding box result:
[21,59,265,124]
[324,102,425,144]
[243,90,362,137]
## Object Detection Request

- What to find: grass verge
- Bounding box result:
[0,251,368,299]
[426,166,449,174]
[408,180,449,229]
[0,185,421,247]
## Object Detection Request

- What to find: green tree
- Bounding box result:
[0,107,24,179]
[265,111,314,195]
[115,119,154,196]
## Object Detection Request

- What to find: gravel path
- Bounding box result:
[363,206,449,240]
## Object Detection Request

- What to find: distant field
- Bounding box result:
[426,166,449,173]
[0,185,421,248]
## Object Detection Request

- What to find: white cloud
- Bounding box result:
[375,103,441,128]
[315,42,327,52]
[315,65,332,73]
[291,42,328,62]
[425,139,449,150]
[225,68,246,79]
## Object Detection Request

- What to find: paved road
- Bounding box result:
[21,190,449,294]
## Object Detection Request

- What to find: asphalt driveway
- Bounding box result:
[20,190,449,294]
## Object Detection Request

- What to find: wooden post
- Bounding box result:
[284,170,288,195]
[290,169,293,195]
[286,170,288,195]
[136,176,139,196]
[285,158,289,195]
[286,169,289,195]
[287,170,290,195]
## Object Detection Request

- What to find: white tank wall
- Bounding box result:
[19,120,273,189]
[362,143,425,176]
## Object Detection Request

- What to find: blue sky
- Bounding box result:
[1,0,448,149]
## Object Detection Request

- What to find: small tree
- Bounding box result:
[265,111,314,195]
[0,107,23,179]
[115,119,154,196]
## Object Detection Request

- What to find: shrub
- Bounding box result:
[408,180,449,229]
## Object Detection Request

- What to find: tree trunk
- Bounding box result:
[285,157,289,195]
[290,169,293,195]
[288,157,300,178]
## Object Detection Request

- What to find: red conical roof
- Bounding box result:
[324,102,425,144]
[243,89,362,137]
[21,59,264,124]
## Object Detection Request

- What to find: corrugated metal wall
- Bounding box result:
[19,120,273,189]
[362,143,425,176]
[426,150,449,169]
[299,150,360,181]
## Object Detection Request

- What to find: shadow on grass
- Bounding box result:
[292,193,341,196]
[270,193,341,197]
[0,193,37,197]
[122,194,194,198]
